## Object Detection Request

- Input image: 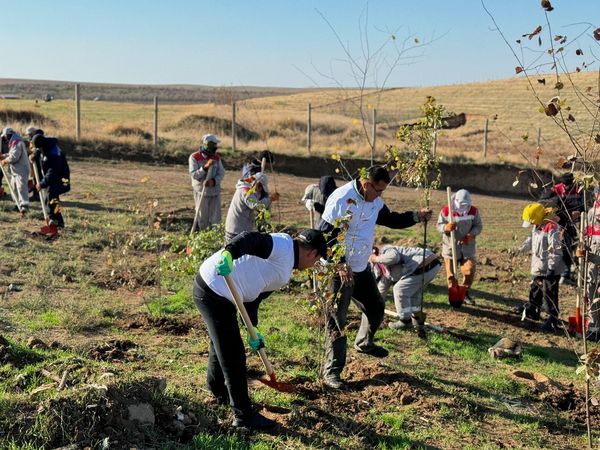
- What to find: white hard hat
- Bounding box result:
[24,126,38,137]
[1,127,14,138]
[202,134,220,145]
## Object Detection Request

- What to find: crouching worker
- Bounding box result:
[193,229,327,430]
[516,203,563,332]
[370,245,441,330]
[437,189,482,305]
[31,135,70,228]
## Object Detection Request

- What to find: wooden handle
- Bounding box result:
[446,187,458,276]
[32,163,49,220]
[576,216,585,308]
[223,274,275,377]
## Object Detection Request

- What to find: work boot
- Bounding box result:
[464,290,476,306]
[540,317,558,333]
[514,303,540,321]
[354,344,389,358]
[19,205,28,217]
[323,374,345,390]
[233,411,277,431]
[388,319,412,330]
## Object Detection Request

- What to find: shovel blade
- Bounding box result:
[258,375,295,393]
[40,224,59,236]
[448,285,466,308]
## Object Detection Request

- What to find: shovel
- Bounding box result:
[446,187,466,307]
[222,274,295,393]
[32,162,58,236]
[0,163,21,211]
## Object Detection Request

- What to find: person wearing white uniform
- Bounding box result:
[0,127,30,214]
[194,229,326,431]
[320,166,432,389]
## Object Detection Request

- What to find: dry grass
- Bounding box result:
[0,71,597,167]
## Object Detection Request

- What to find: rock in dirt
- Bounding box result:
[488,338,522,359]
[128,402,155,424]
[89,339,140,362]
[27,336,49,350]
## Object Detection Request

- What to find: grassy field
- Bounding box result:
[1,71,597,168]
[0,158,597,449]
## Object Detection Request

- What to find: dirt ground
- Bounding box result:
[0,158,597,449]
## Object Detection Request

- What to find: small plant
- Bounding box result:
[165,224,225,276]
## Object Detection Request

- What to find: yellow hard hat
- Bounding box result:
[522,203,546,227]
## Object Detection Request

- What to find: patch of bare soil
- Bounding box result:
[122,314,200,336]
[89,339,141,362]
[94,251,158,290]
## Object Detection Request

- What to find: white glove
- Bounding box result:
[305,199,315,211]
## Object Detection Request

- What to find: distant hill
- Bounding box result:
[0,78,322,104]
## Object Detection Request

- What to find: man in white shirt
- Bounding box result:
[320,166,431,389]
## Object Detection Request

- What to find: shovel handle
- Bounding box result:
[223,274,275,378]
[0,163,19,207]
[446,187,459,277]
[32,163,49,221]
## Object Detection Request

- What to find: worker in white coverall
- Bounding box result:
[371,245,441,330]
[0,127,30,214]
[189,134,225,231]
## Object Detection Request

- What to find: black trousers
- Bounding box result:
[192,274,267,419]
[324,268,385,377]
[48,192,64,227]
[529,275,560,319]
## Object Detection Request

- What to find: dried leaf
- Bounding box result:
[541,0,553,11]
[555,81,564,90]
[553,35,563,42]
[140,176,149,183]
[537,78,546,85]
[544,103,559,116]
[592,398,599,406]
[530,182,539,189]
[538,36,542,46]
[515,66,524,74]
[414,37,419,43]
[516,39,522,44]
[522,133,529,142]
[527,26,542,40]
[567,114,575,122]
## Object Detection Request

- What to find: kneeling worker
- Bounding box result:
[193,229,327,430]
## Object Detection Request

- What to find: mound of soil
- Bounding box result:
[3,376,220,448]
[165,114,260,141]
[0,335,43,368]
[123,314,198,335]
[0,109,56,126]
[110,126,152,141]
[89,339,141,362]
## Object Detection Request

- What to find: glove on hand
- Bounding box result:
[216,250,233,276]
[462,233,474,244]
[247,329,265,352]
[444,222,456,232]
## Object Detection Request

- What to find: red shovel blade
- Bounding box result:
[40,224,59,236]
[448,285,466,308]
[257,372,295,393]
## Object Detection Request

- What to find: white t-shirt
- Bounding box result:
[322,180,384,272]
[199,233,294,303]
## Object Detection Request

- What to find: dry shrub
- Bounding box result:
[0,109,56,126]
[110,126,152,141]
[164,114,259,141]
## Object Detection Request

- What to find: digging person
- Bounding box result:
[436,189,483,305]
[0,127,30,215]
[193,229,327,430]
[31,134,71,228]
[319,166,432,389]
[301,175,337,227]
[370,244,441,330]
[189,134,225,232]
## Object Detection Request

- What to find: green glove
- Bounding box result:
[247,329,265,352]
[216,250,233,276]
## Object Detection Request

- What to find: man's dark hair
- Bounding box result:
[368,166,391,184]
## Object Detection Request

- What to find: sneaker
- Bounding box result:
[354,344,389,358]
[389,319,412,330]
[464,291,476,305]
[323,374,345,390]
[540,318,558,333]
[233,411,277,431]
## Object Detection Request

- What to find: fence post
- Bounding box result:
[231,101,237,152]
[75,83,81,141]
[307,103,312,154]
[371,108,377,165]
[483,118,489,159]
[153,96,158,149]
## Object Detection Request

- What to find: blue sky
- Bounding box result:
[0,0,597,88]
